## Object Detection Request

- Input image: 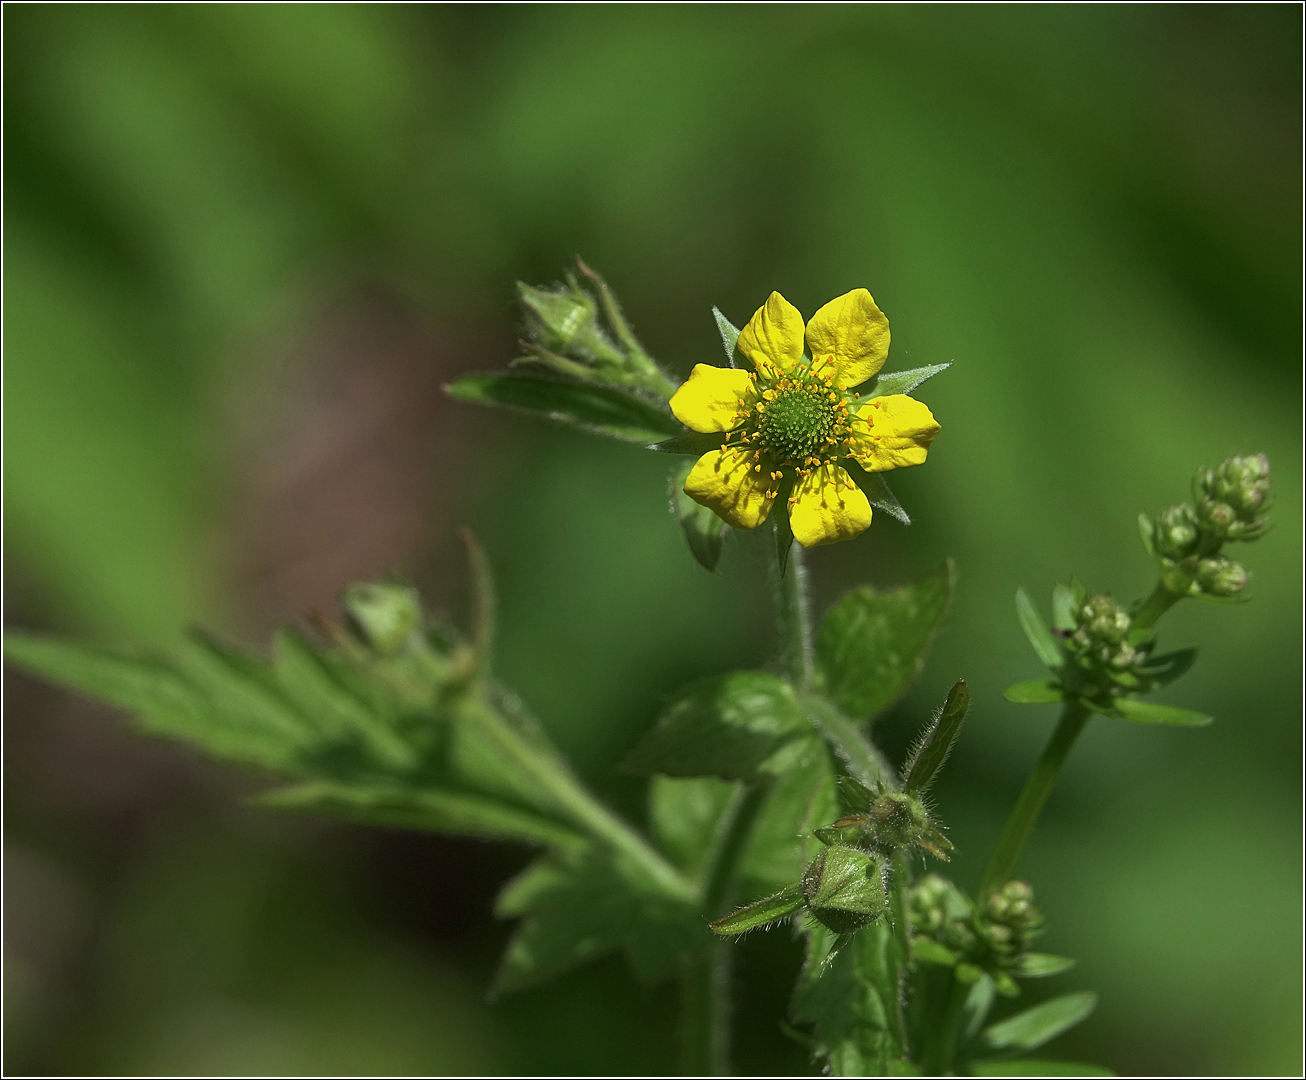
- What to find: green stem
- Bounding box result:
[779,539,815,689]
[922,973,971,1075]
[979,700,1091,897]
[801,692,896,790]
[461,694,694,901]
[679,944,732,1075]
[1132,580,1183,633]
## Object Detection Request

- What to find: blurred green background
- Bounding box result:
[4,5,1300,1076]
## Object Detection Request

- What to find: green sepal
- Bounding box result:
[837,775,879,813]
[956,961,985,984]
[622,671,810,781]
[862,363,950,400]
[992,972,1021,997]
[972,1061,1114,1077]
[445,372,680,443]
[1070,578,1087,608]
[981,991,1098,1051]
[712,306,740,365]
[1051,584,1077,631]
[1004,680,1066,705]
[649,430,729,454]
[910,937,958,966]
[669,462,727,571]
[709,883,805,934]
[1138,512,1156,557]
[816,561,955,721]
[1113,699,1212,727]
[847,462,911,524]
[903,679,971,794]
[1015,588,1064,670]
[253,781,586,853]
[1012,953,1076,977]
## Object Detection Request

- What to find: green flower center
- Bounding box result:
[757,387,835,462]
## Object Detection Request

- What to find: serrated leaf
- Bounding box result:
[1113,699,1212,727]
[903,679,970,794]
[649,775,739,876]
[1015,589,1064,670]
[1051,585,1077,631]
[972,1060,1113,1077]
[1012,953,1076,978]
[982,991,1097,1051]
[254,781,586,852]
[712,306,740,366]
[910,938,958,966]
[816,561,955,720]
[492,852,708,993]
[710,883,805,934]
[1003,680,1066,705]
[445,373,680,443]
[669,462,727,570]
[792,919,907,1076]
[649,430,729,454]
[623,671,810,781]
[1134,648,1197,688]
[863,363,950,399]
[741,738,838,894]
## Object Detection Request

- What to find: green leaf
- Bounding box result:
[1051,585,1077,631]
[982,991,1097,1051]
[863,363,950,399]
[649,775,739,876]
[669,462,727,571]
[649,429,729,454]
[492,852,708,993]
[1134,648,1197,688]
[847,463,910,524]
[254,781,587,852]
[1012,953,1076,978]
[712,306,740,365]
[1113,699,1212,727]
[972,1060,1113,1076]
[911,938,958,966]
[445,372,680,443]
[710,884,805,934]
[1015,589,1064,670]
[623,671,810,781]
[1003,680,1066,705]
[1138,512,1156,557]
[836,775,877,813]
[903,679,971,794]
[792,919,907,1075]
[816,561,955,720]
[741,738,838,894]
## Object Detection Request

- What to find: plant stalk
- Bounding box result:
[922,972,971,1076]
[779,539,816,689]
[679,944,732,1076]
[1132,580,1182,633]
[978,699,1091,897]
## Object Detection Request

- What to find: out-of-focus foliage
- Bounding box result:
[4,5,1299,1076]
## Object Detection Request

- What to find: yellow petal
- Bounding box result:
[850,394,941,472]
[804,288,890,389]
[788,466,873,548]
[736,291,805,375]
[684,447,775,530]
[669,364,753,432]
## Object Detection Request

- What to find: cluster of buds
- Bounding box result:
[1066,593,1138,672]
[1143,454,1271,600]
[515,259,674,398]
[908,875,1047,996]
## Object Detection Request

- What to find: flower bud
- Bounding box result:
[976,880,1042,958]
[868,791,932,848]
[342,583,422,654]
[801,845,889,935]
[517,277,626,368]
[1194,556,1248,597]
[1153,503,1200,560]
[1195,454,1273,542]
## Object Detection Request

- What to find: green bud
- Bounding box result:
[1068,594,1139,672]
[1153,503,1200,561]
[517,275,630,373]
[1194,556,1248,597]
[342,583,422,654]
[1195,453,1273,543]
[907,873,975,956]
[976,880,1043,959]
[868,791,932,848]
[801,845,889,935]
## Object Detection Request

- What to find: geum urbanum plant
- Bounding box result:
[4,259,1272,1077]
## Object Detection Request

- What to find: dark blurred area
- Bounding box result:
[3,5,1300,1076]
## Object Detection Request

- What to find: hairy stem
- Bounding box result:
[778,539,816,689]
[1132,580,1182,633]
[679,944,732,1076]
[979,700,1091,897]
[460,694,694,901]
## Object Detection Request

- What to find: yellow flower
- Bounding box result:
[669,290,940,548]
